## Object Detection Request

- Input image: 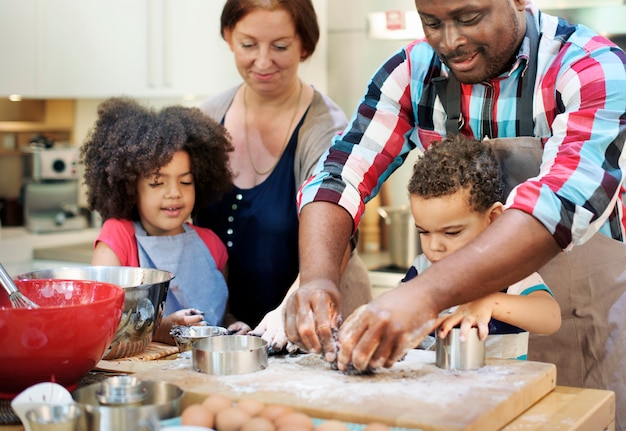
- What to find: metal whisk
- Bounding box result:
[0,262,39,309]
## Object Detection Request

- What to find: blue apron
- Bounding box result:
[134,222,228,325]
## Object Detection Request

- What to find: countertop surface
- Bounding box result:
[0,227,99,275]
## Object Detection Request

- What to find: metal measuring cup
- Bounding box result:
[25,403,82,431]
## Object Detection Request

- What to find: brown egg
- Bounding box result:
[274,412,315,430]
[363,423,391,431]
[180,403,214,428]
[277,426,315,431]
[215,406,251,431]
[236,398,265,417]
[258,404,295,423]
[241,416,276,431]
[202,394,233,415]
[315,419,350,431]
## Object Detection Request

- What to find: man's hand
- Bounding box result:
[284,278,341,362]
[336,286,438,372]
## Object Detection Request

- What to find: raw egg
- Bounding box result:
[363,423,391,431]
[274,412,315,430]
[315,419,350,431]
[180,403,214,428]
[215,406,251,431]
[236,398,265,417]
[202,394,233,414]
[241,416,276,431]
[259,404,295,423]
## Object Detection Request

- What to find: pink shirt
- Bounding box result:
[95,218,228,270]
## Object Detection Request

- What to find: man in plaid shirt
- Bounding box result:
[286,0,626,428]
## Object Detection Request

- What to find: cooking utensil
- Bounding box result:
[0,279,125,397]
[0,262,39,309]
[435,327,486,370]
[72,377,183,431]
[192,335,268,375]
[25,403,82,431]
[170,325,228,352]
[377,206,421,269]
[11,383,74,431]
[16,266,173,360]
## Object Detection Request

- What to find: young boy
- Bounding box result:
[403,134,561,359]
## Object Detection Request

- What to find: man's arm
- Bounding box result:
[336,209,561,371]
[285,201,354,361]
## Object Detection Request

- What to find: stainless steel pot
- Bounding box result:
[378,206,421,269]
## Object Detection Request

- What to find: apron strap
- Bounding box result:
[517,12,539,137]
[434,11,540,137]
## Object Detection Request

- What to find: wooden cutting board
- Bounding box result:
[103,350,556,431]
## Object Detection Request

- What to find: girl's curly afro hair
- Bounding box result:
[408,134,504,213]
[80,97,234,221]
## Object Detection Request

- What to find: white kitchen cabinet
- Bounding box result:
[0,0,239,99]
[0,0,38,96]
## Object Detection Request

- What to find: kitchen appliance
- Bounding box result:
[22,146,79,181]
[21,145,87,232]
[377,205,421,270]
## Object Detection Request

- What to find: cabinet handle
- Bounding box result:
[162,0,172,87]
[147,0,158,88]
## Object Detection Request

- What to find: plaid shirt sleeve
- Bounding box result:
[507,15,626,249]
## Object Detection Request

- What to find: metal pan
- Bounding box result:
[192,335,268,375]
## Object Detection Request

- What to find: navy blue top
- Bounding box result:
[195,116,305,327]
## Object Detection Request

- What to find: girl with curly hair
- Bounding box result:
[81,97,237,344]
[404,134,561,359]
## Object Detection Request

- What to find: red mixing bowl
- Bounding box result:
[0,279,125,398]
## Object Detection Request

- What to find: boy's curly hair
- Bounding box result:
[408,134,504,213]
[81,97,234,221]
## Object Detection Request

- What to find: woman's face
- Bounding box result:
[409,188,502,263]
[415,0,526,84]
[224,8,305,96]
[136,150,195,236]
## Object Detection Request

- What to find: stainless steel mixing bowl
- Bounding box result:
[15,266,173,360]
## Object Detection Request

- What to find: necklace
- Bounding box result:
[243,80,303,176]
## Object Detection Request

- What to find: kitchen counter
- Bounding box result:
[90,352,614,431]
[0,226,99,275]
[0,386,615,431]
[31,241,94,263]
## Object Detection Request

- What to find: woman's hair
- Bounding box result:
[220,0,319,60]
[408,134,504,213]
[81,97,234,221]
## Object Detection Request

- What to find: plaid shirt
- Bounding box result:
[298,2,626,250]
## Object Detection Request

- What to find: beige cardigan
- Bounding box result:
[199,84,372,318]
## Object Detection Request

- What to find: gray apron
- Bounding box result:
[434,13,626,429]
[134,222,228,326]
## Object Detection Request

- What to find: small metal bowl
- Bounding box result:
[435,327,486,370]
[170,325,229,352]
[192,335,268,375]
[73,376,183,430]
[95,376,147,406]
